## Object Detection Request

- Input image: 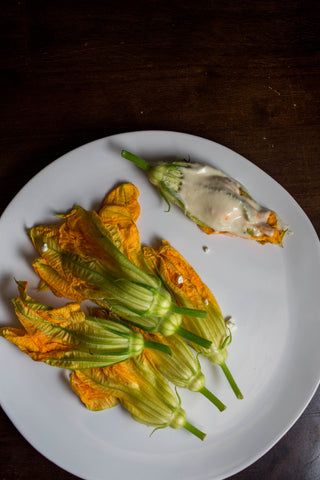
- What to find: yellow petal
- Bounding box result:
[2,284,85,359]
[30,226,88,296]
[0,327,42,355]
[198,211,285,245]
[144,241,222,314]
[99,183,141,222]
[70,370,119,411]
[143,241,228,364]
[99,184,146,270]
[33,258,85,301]
[59,207,121,263]
[0,281,81,358]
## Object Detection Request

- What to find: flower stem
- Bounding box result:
[170,304,207,318]
[184,421,206,441]
[200,386,226,411]
[121,150,152,171]
[220,362,243,399]
[176,325,212,349]
[144,340,172,355]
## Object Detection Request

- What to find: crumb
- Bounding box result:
[202,246,210,253]
[225,316,237,332]
[268,85,281,95]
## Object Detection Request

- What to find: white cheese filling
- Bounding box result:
[178,163,275,239]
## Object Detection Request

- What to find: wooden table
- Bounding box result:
[1,1,319,479]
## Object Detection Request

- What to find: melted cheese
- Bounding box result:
[178,163,273,238]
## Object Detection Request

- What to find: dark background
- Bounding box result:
[1,1,319,479]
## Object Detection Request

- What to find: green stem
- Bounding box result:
[121,150,152,171]
[176,325,212,349]
[144,340,171,355]
[183,421,206,441]
[170,304,207,318]
[220,362,243,399]
[200,386,226,411]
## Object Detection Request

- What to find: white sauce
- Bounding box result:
[178,163,273,238]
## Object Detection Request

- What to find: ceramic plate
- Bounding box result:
[0,131,319,480]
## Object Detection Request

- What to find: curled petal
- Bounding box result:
[144,241,228,364]
[70,370,119,411]
[99,183,141,222]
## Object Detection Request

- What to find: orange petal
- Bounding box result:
[33,258,85,301]
[99,183,141,222]
[59,207,120,262]
[0,327,41,355]
[70,370,119,411]
[98,184,147,270]
[0,325,72,360]
[198,224,215,235]
[144,241,222,313]
[198,211,285,245]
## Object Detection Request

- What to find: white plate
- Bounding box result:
[0,131,319,480]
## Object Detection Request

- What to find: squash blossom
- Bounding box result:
[70,354,206,440]
[90,306,225,411]
[30,198,211,349]
[121,150,288,245]
[144,241,243,399]
[142,331,226,411]
[0,282,171,370]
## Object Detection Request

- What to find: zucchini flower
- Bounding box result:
[0,282,171,370]
[144,241,243,399]
[142,331,226,411]
[90,305,225,410]
[70,354,206,440]
[30,205,211,349]
[121,150,288,245]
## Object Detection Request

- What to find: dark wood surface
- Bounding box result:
[1,1,319,479]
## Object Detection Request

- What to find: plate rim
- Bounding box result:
[1,130,319,480]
